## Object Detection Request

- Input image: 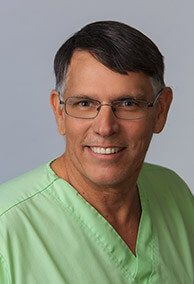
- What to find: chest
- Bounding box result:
[1,188,193,283]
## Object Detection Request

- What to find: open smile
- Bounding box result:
[90,147,122,155]
[84,146,126,157]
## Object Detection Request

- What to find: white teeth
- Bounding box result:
[91,147,120,154]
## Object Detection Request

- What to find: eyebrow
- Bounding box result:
[113,94,147,101]
[69,93,147,101]
[70,95,95,100]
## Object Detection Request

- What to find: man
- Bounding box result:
[0,21,193,283]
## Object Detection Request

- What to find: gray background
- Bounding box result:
[0,0,193,193]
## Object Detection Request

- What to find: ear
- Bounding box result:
[153,87,173,133]
[50,90,66,135]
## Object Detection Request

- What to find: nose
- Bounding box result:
[92,105,119,137]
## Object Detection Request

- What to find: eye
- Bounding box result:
[78,99,93,107]
[117,98,137,107]
[70,98,95,108]
[122,99,135,107]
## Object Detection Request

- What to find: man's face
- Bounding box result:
[51,51,172,188]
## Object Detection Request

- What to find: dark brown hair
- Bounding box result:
[54,20,165,93]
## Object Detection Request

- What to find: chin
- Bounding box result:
[84,169,128,189]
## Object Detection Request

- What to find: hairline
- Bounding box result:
[55,53,165,98]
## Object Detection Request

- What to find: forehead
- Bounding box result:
[65,51,153,98]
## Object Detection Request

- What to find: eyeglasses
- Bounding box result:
[59,89,163,120]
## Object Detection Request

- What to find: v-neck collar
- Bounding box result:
[46,161,157,280]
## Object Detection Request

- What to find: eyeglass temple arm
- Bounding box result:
[148,88,164,107]
[57,92,65,104]
[59,99,65,105]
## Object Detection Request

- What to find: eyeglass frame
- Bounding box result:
[58,88,164,120]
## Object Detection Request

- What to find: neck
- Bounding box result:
[51,154,142,254]
[51,154,141,227]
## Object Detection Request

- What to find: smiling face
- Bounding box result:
[51,51,172,189]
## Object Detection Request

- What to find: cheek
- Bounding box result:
[124,119,154,151]
[64,119,89,151]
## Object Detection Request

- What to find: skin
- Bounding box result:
[50,51,172,254]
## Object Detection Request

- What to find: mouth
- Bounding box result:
[89,146,124,155]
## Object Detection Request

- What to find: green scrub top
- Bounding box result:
[0,162,193,283]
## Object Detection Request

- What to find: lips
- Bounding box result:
[90,146,123,155]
